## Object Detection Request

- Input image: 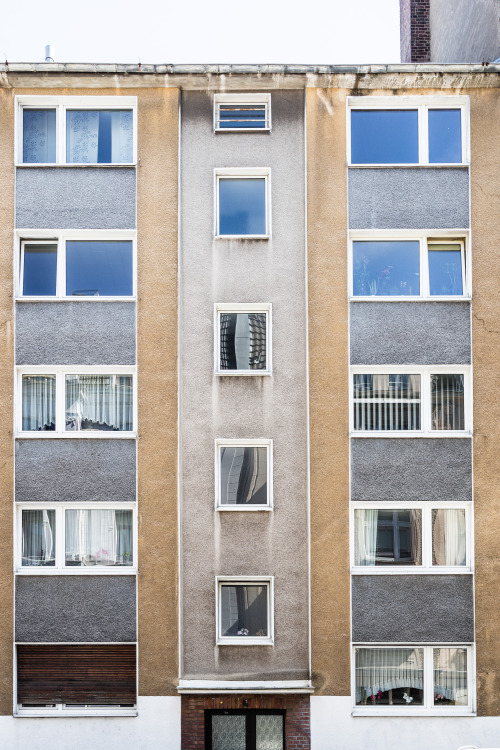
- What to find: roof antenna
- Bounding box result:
[45,45,55,62]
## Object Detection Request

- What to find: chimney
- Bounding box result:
[400,0,431,62]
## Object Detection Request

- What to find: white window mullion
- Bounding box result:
[57,106,65,164]
[421,369,431,433]
[57,506,65,571]
[56,371,66,434]
[58,239,66,298]
[421,238,430,298]
[424,647,434,709]
[419,106,429,165]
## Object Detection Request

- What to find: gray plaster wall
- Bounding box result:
[348,168,469,229]
[430,0,500,63]
[352,575,474,642]
[350,302,471,364]
[16,302,136,365]
[180,91,309,680]
[15,439,136,501]
[351,438,472,502]
[16,168,136,229]
[16,576,136,641]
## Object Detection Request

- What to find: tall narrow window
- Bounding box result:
[22,243,57,296]
[22,109,56,163]
[428,242,464,296]
[431,374,464,431]
[433,648,468,706]
[22,375,56,432]
[22,509,56,567]
[65,374,133,432]
[428,110,462,164]
[432,508,466,566]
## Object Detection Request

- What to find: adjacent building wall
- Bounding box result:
[429,0,500,63]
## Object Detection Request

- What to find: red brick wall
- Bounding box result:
[400,0,431,62]
[181,694,311,749]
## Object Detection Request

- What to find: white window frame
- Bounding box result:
[215,303,272,376]
[350,365,472,437]
[16,366,137,438]
[16,229,137,301]
[351,644,475,716]
[349,229,470,301]
[350,502,472,574]
[15,502,137,575]
[16,95,137,166]
[347,95,470,167]
[214,168,271,239]
[216,576,274,646]
[214,93,271,132]
[215,439,273,512]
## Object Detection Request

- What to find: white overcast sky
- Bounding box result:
[3,0,401,66]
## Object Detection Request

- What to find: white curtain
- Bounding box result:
[22,375,56,431]
[66,110,133,163]
[22,509,55,566]
[65,375,132,431]
[65,509,133,566]
[432,509,466,566]
[354,509,378,565]
[433,648,468,704]
[23,110,56,163]
[355,648,424,703]
[66,110,99,163]
[110,111,133,162]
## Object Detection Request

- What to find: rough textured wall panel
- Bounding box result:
[15,439,136,501]
[351,438,472,502]
[16,167,136,229]
[350,302,471,364]
[16,577,136,641]
[348,168,469,229]
[352,575,474,642]
[16,302,136,365]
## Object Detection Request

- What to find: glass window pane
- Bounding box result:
[23,109,56,163]
[353,241,420,296]
[428,110,462,164]
[219,313,267,371]
[354,509,422,566]
[65,241,133,297]
[220,446,268,505]
[353,374,421,431]
[434,648,468,706]
[428,244,463,296]
[211,715,246,750]
[65,374,133,432]
[22,510,55,566]
[65,509,133,567]
[66,110,133,164]
[219,178,266,235]
[22,375,56,431]
[220,584,268,637]
[351,110,419,164]
[431,374,464,430]
[219,104,267,129]
[355,648,424,706]
[23,244,57,296]
[432,509,466,566]
[256,714,284,750]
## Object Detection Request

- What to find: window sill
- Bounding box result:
[15,709,138,718]
[16,163,136,168]
[350,296,471,303]
[351,708,475,717]
[16,297,136,303]
[215,235,270,240]
[16,432,137,439]
[215,371,272,377]
[348,163,469,169]
[215,128,271,133]
[16,568,137,576]
[216,638,274,647]
[216,505,273,512]
[351,431,471,438]
[351,568,473,575]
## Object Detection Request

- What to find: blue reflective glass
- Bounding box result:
[219,178,267,235]
[353,241,420,296]
[219,104,266,129]
[351,110,419,164]
[66,241,133,296]
[23,244,57,296]
[428,244,463,295]
[23,109,56,163]
[428,109,462,163]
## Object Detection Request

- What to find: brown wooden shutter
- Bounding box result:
[17,644,136,705]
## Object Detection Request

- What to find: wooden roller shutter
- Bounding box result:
[17,644,136,705]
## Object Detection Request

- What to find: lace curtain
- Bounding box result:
[432,509,466,566]
[356,648,424,702]
[433,648,468,705]
[22,375,56,431]
[66,110,133,163]
[23,109,56,163]
[65,375,132,431]
[65,509,133,566]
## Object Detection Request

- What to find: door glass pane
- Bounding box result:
[66,240,133,296]
[23,109,56,163]
[220,446,268,505]
[428,244,463,296]
[351,110,419,164]
[211,715,246,750]
[256,714,284,750]
[431,374,464,430]
[219,313,267,371]
[432,508,466,566]
[354,509,422,566]
[355,647,424,706]
[352,241,420,296]
[428,109,462,163]
[434,648,468,706]
[66,110,133,163]
[22,509,56,566]
[219,178,266,235]
[65,509,133,567]
[22,375,56,431]
[220,585,268,637]
[23,244,57,296]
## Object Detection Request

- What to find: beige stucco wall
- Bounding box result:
[307,88,351,696]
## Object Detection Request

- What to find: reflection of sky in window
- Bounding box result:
[428,110,461,163]
[351,110,418,164]
[66,241,133,296]
[23,245,57,296]
[353,241,420,296]
[219,178,266,235]
[428,244,463,295]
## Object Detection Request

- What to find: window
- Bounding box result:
[216,439,272,510]
[18,231,135,299]
[17,96,136,165]
[352,503,470,572]
[215,168,270,237]
[351,367,470,435]
[18,367,136,436]
[206,710,284,750]
[17,504,136,573]
[348,96,468,165]
[16,644,136,716]
[353,646,473,714]
[216,577,273,645]
[214,93,271,131]
[215,304,271,376]
[351,233,468,299]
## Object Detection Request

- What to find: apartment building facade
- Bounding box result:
[0,63,499,749]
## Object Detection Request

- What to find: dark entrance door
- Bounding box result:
[205,709,285,750]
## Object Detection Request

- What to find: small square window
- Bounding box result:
[216,578,273,645]
[216,439,272,510]
[214,93,271,131]
[216,304,271,376]
[215,169,270,238]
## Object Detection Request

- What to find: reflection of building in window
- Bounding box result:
[220,584,268,637]
[220,446,267,505]
[220,313,266,370]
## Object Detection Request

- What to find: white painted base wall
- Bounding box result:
[0,696,181,750]
[311,696,500,750]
